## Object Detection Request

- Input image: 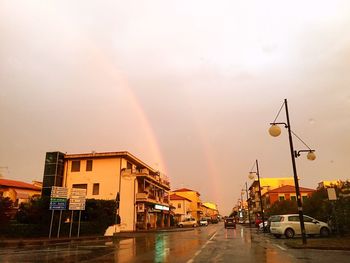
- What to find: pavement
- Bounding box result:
[284,236,350,250]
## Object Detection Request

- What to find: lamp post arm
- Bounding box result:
[256,159,265,230]
[285,98,307,245]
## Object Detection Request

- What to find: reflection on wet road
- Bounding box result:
[1,224,350,262]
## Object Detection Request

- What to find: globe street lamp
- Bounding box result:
[248,159,265,231]
[269,98,316,245]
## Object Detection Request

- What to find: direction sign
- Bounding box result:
[50,187,68,210]
[69,188,87,211]
[51,186,68,199]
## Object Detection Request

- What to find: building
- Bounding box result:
[0,178,41,207]
[169,194,192,223]
[262,185,315,209]
[172,188,202,221]
[201,202,219,220]
[248,177,294,218]
[317,180,343,190]
[41,151,171,231]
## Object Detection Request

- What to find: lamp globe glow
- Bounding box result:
[269,124,281,137]
[307,151,316,161]
[248,172,255,180]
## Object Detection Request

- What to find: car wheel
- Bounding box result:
[285,228,295,239]
[274,234,281,238]
[320,227,330,237]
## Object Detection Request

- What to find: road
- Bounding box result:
[1,223,350,262]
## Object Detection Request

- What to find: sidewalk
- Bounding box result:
[284,236,350,250]
[0,227,193,248]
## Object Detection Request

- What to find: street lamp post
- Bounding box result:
[245,182,251,226]
[248,159,265,231]
[269,98,316,245]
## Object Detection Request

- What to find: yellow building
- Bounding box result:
[248,177,294,216]
[317,180,343,189]
[201,202,219,219]
[172,188,202,221]
[42,151,171,231]
[169,194,192,223]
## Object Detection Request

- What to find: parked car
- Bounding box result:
[178,218,197,228]
[270,214,331,238]
[258,215,279,232]
[224,217,236,229]
[199,218,209,226]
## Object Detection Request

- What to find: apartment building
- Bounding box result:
[169,194,192,223]
[248,177,294,216]
[42,151,171,231]
[172,188,202,221]
[201,202,219,220]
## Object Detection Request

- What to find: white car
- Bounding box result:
[199,218,209,226]
[270,214,331,238]
[178,218,197,228]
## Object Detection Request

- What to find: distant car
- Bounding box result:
[270,214,331,238]
[224,217,236,229]
[178,218,197,228]
[199,218,209,226]
[211,218,219,224]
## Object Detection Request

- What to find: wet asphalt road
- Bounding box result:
[1,223,350,262]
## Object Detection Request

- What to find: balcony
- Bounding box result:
[136,192,169,206]
[124,169,170,190]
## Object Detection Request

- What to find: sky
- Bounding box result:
[1,0,350,216]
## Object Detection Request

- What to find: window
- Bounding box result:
[302,196,308,202]
[288,216,299,222]
[71,160,81,172]
[93,183,99,195]
[72,184,87,190]
[290,196,296,202]
[279,195,285,201]
[177,203,181,208]
[86,160,93,171]
[303,216,313,222]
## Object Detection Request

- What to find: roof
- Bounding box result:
[0,179,41,191]
[169,194,192,202]
[173,188,200,196]
[64,151,158,175]
[266,185,315,194]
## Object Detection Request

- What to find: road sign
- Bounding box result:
[69,188,87,211]
[50,187,68,210]
[51,186,68,199]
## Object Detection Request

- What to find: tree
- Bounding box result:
[0,196,13,228]
[266,200,297,216]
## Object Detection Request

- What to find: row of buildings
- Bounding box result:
[234,177,344,221]
[0,151,219,231]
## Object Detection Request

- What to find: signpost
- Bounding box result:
[49,186,68,238]
[69,188,87,237]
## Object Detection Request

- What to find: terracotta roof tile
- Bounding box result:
[0,179,41,191]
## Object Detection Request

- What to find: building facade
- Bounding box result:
[0,178,41,207]
[248,177,295,218]
[42,151,171,231]
[262,185,315,209]
[169,194,192,223]
[201,202,219,220]
[171,188,202,221]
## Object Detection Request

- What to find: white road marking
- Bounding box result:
[186,231,218,263]
[274,244,287,251]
